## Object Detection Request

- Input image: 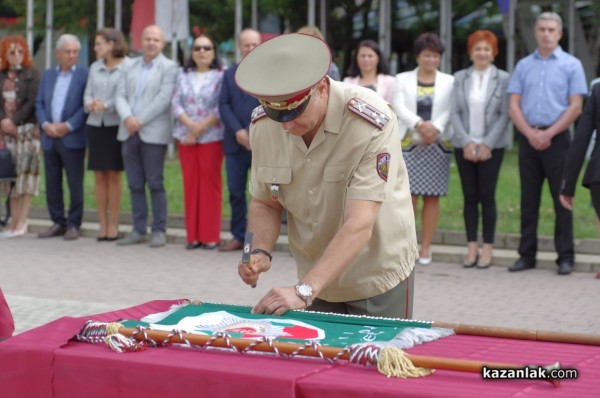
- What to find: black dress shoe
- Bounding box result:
[186,242,202,250]
[462,254,478,268]
[38,224,67,238]
[508,258,536,272]
[557,261,573,275]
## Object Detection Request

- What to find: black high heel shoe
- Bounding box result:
[463,254,479,268]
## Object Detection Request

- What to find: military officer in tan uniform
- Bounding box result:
[235,33,418,318]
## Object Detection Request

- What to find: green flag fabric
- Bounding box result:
[121,302,435,348]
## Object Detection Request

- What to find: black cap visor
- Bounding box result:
[263,97,311,123]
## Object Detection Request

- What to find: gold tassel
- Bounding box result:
[106,322,123,336]
[377,347,434,378]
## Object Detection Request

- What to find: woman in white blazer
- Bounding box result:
[393,33,454,265]
[450,30,511,269]
[343,40,396,103]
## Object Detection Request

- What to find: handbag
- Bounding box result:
[0,147,15,181]
[0,146,15,226]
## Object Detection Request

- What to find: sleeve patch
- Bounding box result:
[377,152,391,181]
[251,105,267,123]
[347,97,390,130]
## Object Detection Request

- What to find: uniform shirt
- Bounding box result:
[249,79,418,302]
[507,46,587,126]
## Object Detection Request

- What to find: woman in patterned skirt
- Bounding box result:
[0,35,40,238]
[393,33,455,265]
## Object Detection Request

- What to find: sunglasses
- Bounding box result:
[192,45,213,52]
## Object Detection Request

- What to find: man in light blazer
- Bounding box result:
[115,25,177,248]
[35,34,89,241]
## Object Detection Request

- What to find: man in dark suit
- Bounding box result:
[35,34,89,240]
[218,28,261,251]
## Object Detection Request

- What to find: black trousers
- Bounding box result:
[518,131,574,263]
[454,148,504,243]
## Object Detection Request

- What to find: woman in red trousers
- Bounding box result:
[172,34,224,250]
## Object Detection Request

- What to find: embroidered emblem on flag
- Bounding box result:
[377,153,390,181]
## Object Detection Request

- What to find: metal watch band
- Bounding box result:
[250,248,272,262]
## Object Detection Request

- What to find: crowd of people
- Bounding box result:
[0,11,598,291]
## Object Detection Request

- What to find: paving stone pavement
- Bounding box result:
[1,233,599,336]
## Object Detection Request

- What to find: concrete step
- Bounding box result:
[24,217,600,274]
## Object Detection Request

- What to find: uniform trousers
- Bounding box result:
[454,148,504,243]
[43,139,85,228]
[121,134,167,234]
[308,269,415,319]
[518,131,574,263]
[225,149,251,243]
[178,141,223,244]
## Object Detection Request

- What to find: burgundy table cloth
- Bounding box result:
[1,299,598,398]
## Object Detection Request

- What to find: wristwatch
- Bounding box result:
[295,282,313,307]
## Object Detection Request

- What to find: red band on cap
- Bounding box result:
[283,89,311,105]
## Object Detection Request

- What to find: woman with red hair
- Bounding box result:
[450,30,511,268]
[0,35,40,239]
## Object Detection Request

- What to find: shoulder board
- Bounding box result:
[251,105,268,123]
[347,97,390,130]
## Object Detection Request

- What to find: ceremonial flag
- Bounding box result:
[130,0,190,51]
[121,302,453,349]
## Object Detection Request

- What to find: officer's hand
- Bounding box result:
[238,252,271,286]
[252,286,307,315]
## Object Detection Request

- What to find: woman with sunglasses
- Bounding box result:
[84,28,129,241]
[172,34,224,250]
[0,35,40,239]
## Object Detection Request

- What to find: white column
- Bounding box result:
[115,0,122,30]
[26,0,34,56]
[45,0,54,69]
[319,0,327,38]
[97,0,105,30]
[235,0,242,62]
[439,0,452,73]
[507,0,515,74]
[251,0,258,30]
[568,0,575,54]
[307,0,316,26]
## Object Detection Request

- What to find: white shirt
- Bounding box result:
[468,67,491,143]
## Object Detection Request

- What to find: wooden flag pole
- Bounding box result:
[112,325,560,387]
[433,321,600,346]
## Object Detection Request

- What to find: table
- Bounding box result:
[1,299,598,397]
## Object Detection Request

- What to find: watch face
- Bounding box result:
[297,283,312,298]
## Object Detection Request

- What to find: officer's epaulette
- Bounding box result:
[347,97,390,130]
[251,105,267,123]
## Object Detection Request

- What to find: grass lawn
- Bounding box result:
[31,144,598,239]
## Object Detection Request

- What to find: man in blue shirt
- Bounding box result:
[507,11,587,275]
